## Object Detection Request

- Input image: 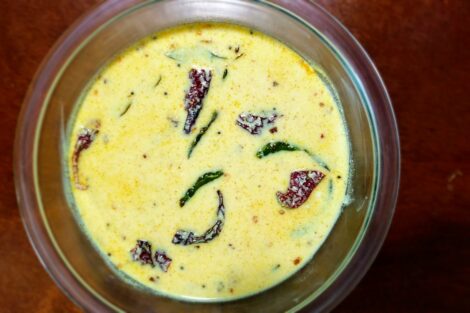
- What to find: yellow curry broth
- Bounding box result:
[68,23,349,300]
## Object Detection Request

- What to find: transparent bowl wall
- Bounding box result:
[14,0,400,312]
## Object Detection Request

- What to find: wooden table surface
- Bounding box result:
[1,0,468,312]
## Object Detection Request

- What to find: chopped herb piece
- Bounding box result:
[183,68,212,134]
[72,121,100,190]
[255,141,330,170]
[276,170,325,209]
[256,141,301,158]
[222,68,228,80]
[155,250,172,272]
[236,112,278,135]
[165,52,180,61]
[177,63,181,67]
[217,281,225,292]
[173,190,226,245]
[165,47,228,64]
[234,46,240,53]
[273,81,279,87]
[209,51,227,59]
[168,117,179,128]
[235,53,245,60]
[273,264,281,270]
[154,75,162,87]
[328,179,333,194]
[130,240,154,266]
[309,154,330,171]
[179,170,223,207]
[164,91,168,96]
[250,30,254,35]
[120,102,132,117]
[188,111,218,158]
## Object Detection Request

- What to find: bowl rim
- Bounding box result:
[14,0,400,312]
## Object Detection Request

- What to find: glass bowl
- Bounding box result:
[14,0,400,312]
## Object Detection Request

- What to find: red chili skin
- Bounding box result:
[172,190,225,245]
[183,68,212,134]
[154,250,172,272]
[236,112,277,135]
[72,120,100,190]
[130,240,154,266]
[276,170,325,208]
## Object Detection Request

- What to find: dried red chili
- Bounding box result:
[183,68,212,134]
[154,250,172,272]
[72,121,100,190]
[172,190,225,245]
[276,170,325,208]
[130,241,173,272]
[130,240,154,266]
[236,112,277,135]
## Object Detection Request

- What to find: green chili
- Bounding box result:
[256,141,330,171]
[187,111,218,158]
[255,141,302,158]
[179,170,224,207]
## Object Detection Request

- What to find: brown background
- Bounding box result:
[1,0,468,312]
